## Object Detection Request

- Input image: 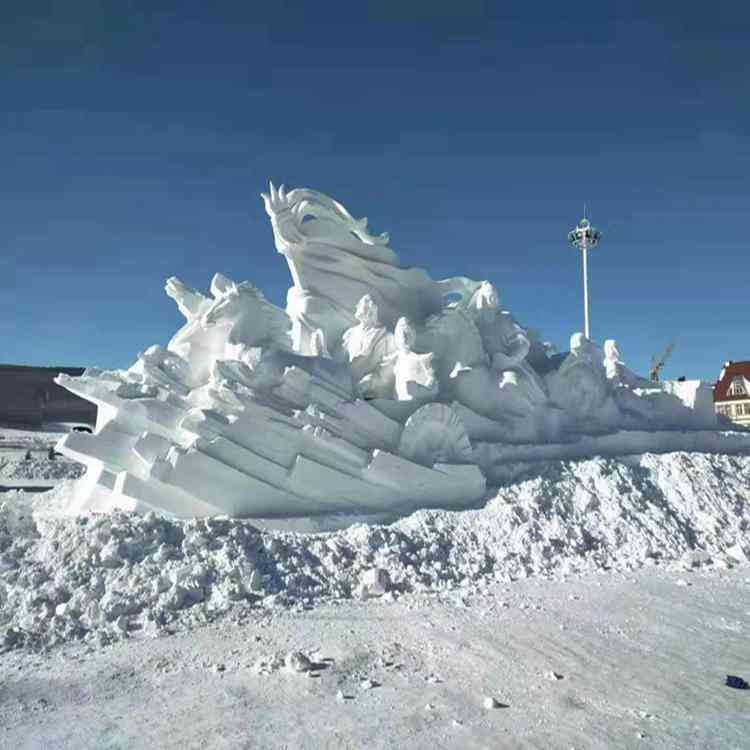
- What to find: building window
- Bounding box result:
[722,402,750,417]
[728,378,747,396]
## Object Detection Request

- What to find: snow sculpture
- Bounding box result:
[603,339,622,383]
[165,274,292,382]
[262,183,480,354]
[55,182,749,520]
[471,282,530,370]
[549,333,611,421]
[398,404,474,467]
[56,261,484,519]
[392,317,438,402]
[426,281,549,426]
[603,339,652,390]
[467,282,548,404]
[341,294,396,398]
[309,329,331,358]
[424,302,486,384]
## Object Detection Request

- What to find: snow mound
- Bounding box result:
[1,452,749,651]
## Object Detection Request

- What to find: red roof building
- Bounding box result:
[713,361,750,427]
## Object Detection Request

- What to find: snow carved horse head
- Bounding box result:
[202,273,293,354]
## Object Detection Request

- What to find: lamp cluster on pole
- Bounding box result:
[567,215,602,340]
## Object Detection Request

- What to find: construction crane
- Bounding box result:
[649,342,675,382]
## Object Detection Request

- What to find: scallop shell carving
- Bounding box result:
[398,404,474,467]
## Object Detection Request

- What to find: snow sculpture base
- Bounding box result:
[56,183,750,520]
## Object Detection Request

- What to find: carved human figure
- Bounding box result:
[392,317,438,401]
[599,337,677,425]
[310,328,331,358]
[343,295,384,358]
[469,282,531,370]
[436,282,547,421]
[547,332,613,421]
[602,338,653,390]
[341,294,396,397]
[567,332,601,367]
[467,281,546,403]
[603,339,623,383]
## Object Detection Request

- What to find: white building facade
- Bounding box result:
[714,361,750,427]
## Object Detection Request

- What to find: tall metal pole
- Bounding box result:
[568,216,601,340]
[582,241,590,339]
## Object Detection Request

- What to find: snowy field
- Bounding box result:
[0,450,749,748]
[0,456,85,484]
[1,566,748,749]
[0,425,85,491]
[0,424,83,447]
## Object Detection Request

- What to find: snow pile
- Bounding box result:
[0,457,85,482]
[1,452,749,651]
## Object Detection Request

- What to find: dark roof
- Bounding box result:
[0,364,85,376]
[714,361,750,402]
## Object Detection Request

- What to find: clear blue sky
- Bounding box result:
[2,1,747,381]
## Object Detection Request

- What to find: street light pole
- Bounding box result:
[582,238,589,339]
[568,215,601,340]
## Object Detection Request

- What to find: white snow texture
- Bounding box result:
[1,452,749,650]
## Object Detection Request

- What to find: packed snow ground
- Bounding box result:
[1,566,749,749]
[0,424,70,446]
[0,424,86,487]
